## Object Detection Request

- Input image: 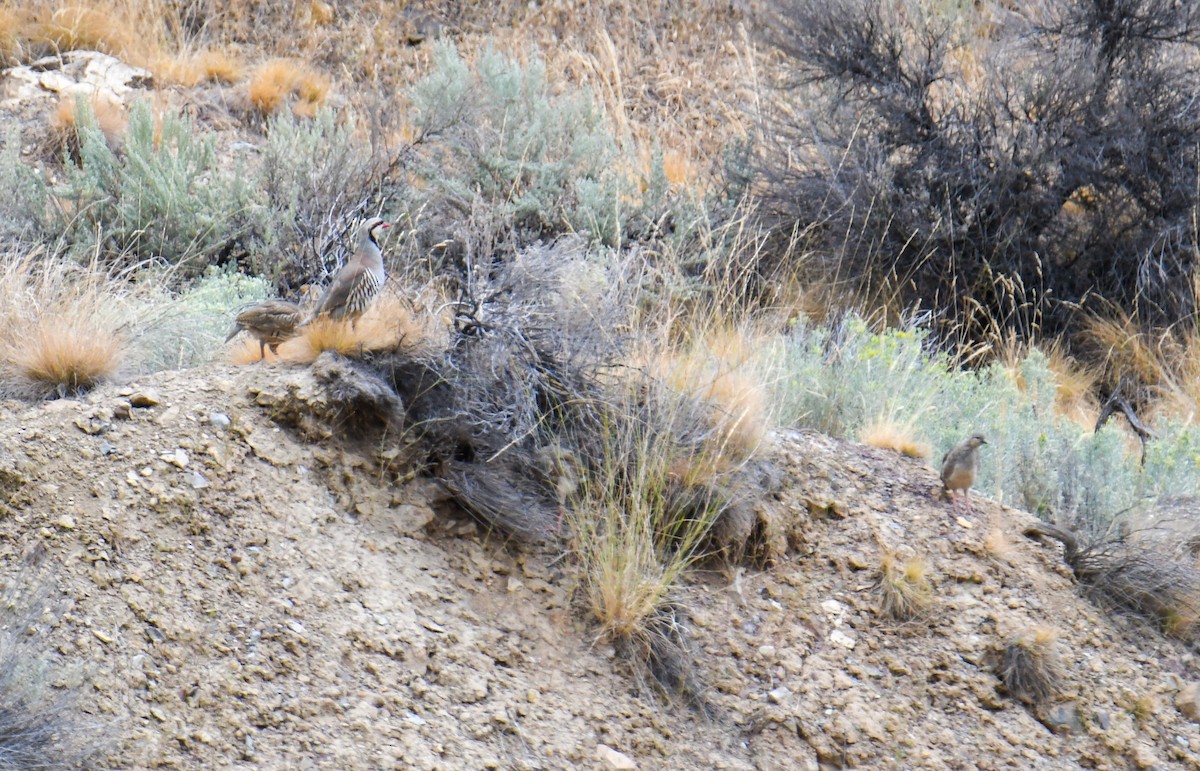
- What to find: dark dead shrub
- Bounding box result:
[755,0,1200,343]
[1025,520,1200,640]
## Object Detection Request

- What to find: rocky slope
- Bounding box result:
[0,362,1197,769]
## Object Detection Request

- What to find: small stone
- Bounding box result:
[595,744,638,770]
[92,628,113,644]
[830,629,857,650]
[112,401,132,420]
[1131,741,1159,769]
[1040,702,1083,735]
[188,471,209,490]
[768,686,792,704]
[847,553,871,570]
[1175,682,1200,722]
[208,413,231,430]
[161,449,189,468]
[99,441,116,456]
[74,414,109,435]
[758,644,777,660]
[955,516,974,529]
[820,599,846,616]
[1095,711,1111,730]
[129,391,160,408]
[53,515,75,530]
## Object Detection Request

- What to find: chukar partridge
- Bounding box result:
[940,433,987,515]
[311,217,391,326]
[226,299,304,361]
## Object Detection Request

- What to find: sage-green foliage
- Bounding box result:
[127,266,271,372]
[768,316,1200,530]
[408,42,630,244]
[0,127,50,239]
[53,99,264,272]
[259,109,380,283]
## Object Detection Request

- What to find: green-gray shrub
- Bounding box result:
[408,42,630,245]
[0,127,51,241]
[52,100,265,273]
[126,266,271,372]
[259,108,384,287]
[767,315,1200,531]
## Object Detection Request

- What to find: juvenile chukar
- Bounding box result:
[940,433,987,515]
[311,217,391,326]
[226,299,304,361]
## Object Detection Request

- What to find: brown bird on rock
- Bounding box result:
[940,433,987,516]
[226,299,304,361]
[310,217,391,327]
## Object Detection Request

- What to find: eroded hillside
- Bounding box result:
[0,362,1196,769]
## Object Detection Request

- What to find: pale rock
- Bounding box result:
[595,744,638,770]
[1175,682,1200,722]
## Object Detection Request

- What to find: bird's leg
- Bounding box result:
[964,490,973,515]
[259,340,267,362]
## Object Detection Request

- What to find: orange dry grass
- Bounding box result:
[276,290,449,365]
[860,418,931,459]
[151,48,242,87]
[0,255,126,398]
[876,552,933,621]
[996,338,1099,428]
[1080,311,1200,421]
[654,326,771,464]
[31,4,139,56]
[8,320,122,394]
[247,58,331,118]
[50,92,126,152]
[0,7,27,62]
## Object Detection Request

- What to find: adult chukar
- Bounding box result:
[311,217,391,326]
[226,299,304,361]
[940,433,987,515]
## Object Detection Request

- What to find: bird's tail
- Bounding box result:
[224,324,241,343]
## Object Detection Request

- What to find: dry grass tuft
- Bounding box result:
[567,381,726,706]
[999,626,1063,706]
[7,320,122,396]
[648,325,772,476]
[1026,520,1200,641]
[278,289,448,365]
[247,58,331,118]
[1078,310,1200,420]
[49,92,126,157]
[860,418,930,459]
[874,552,933,621]
[0,7,27,63]
[994,336,1099,428]
[31,4,136,57]
[0,254,128,399]
[152,48,242,87]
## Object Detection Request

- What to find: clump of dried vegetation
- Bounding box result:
[1025,520,1200,641]
[998,627,1064,706]
[0,252,127,399]
[874,552,933,622]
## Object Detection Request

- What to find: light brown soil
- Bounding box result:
[0,364,1197,769]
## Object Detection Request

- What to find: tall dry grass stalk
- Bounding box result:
[568,383,730,645]
[0,249,137,397]
[1080,310,1200,421]
[273,285,450,365]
